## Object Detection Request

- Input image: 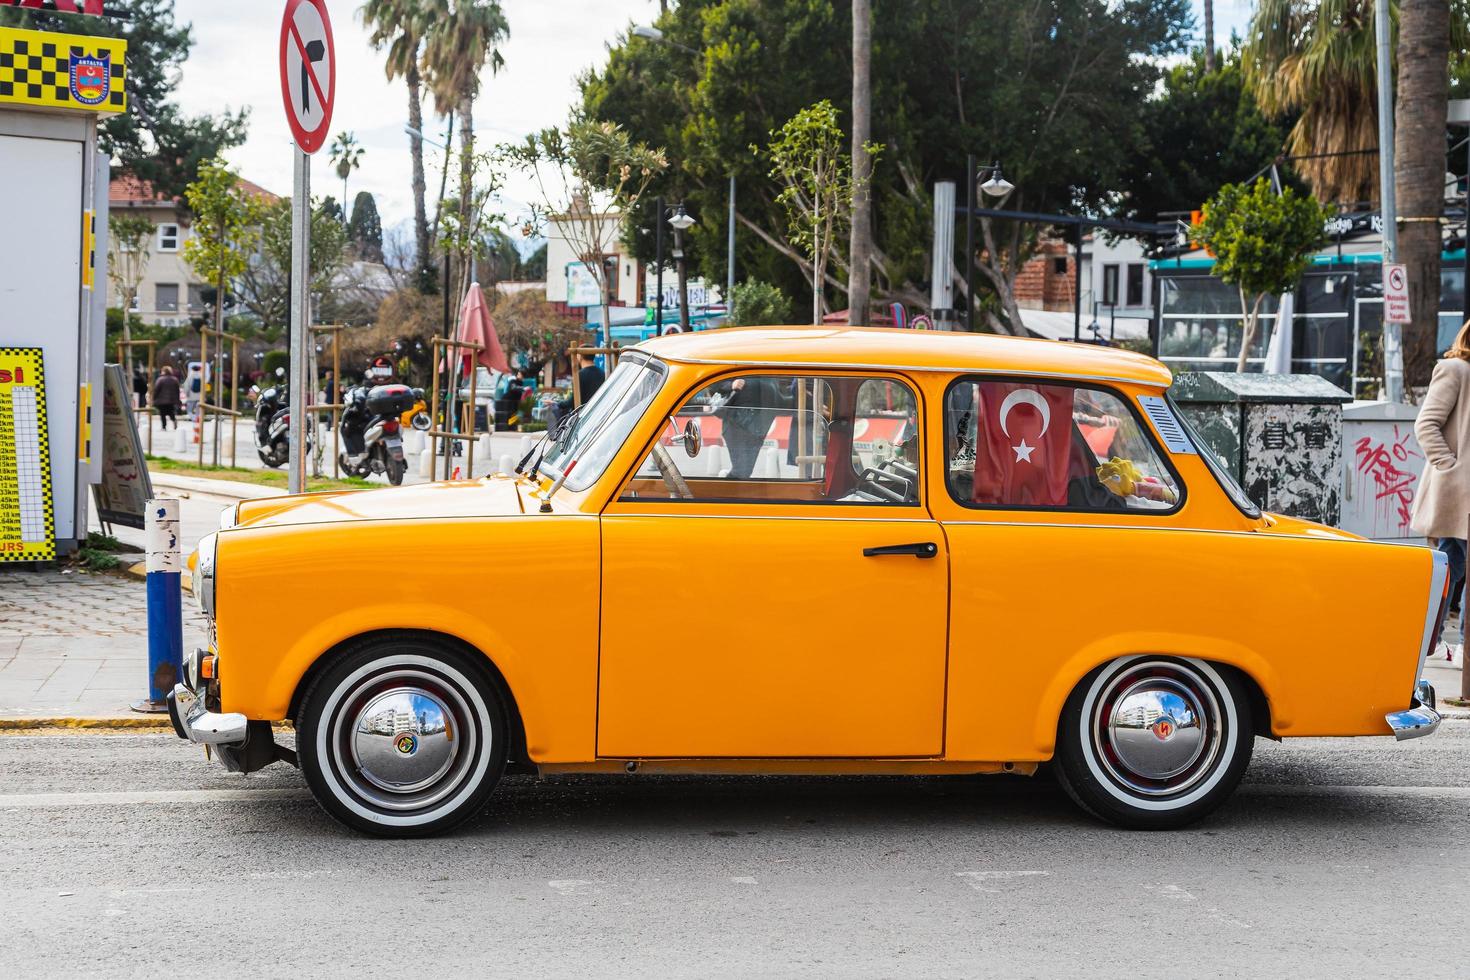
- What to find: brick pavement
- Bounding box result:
[0,569,206,720]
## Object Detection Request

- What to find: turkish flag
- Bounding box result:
[972,381,1076,507]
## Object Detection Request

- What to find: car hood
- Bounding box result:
[233,476,532,530]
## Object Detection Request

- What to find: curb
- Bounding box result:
[121,561,193,595]
[0,716,176,731]
[148,472,286,500]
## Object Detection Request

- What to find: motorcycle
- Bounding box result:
[253,367,289,468]
[339,382,417,486]
[400,391,431,432]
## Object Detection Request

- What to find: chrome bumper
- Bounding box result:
[167,683,249,746]
[1386,680,1441,742]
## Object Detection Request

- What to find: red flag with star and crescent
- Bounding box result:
[971,381,1076,507]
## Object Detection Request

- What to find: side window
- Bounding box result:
[945,379,1180,512]
[621,374,921,505]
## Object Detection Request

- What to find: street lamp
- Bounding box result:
[668,203,696,333]
[964,155,1017,331]
[630,23,699,55]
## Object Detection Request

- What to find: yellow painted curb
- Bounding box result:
[122,561,192,595]
[0,716,175,731]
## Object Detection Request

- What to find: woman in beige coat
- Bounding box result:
[1411,319,1470,656]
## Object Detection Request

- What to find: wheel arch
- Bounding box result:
[288,628,534,774]
[1035,635,1283,755]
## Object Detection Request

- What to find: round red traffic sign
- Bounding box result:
[278,0,336,154]
[1387,265,1406,292]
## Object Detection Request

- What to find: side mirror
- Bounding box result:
[680,417,702,458]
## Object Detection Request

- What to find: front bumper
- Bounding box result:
[167,648,293,774]
[1385,680,1441,741]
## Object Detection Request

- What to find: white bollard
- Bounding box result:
[758,446,781,478]
[518,435,533,459]
[403,428,425,455]
[174,424,191,452]
[499,453,514,476]
[478,433,494,458]
[418,447,434,477]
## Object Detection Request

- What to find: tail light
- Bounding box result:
[383,419,400,434]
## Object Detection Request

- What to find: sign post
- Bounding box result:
[1383,263,1411,326]
[278,0,334,493]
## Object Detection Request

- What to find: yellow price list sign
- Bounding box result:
[0,348,54,561]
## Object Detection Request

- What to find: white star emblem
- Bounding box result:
[1012,439,1035,463]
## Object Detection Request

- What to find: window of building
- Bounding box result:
[1052,257,1068,276]
[187,284,206,311]
[621,374,921,505]
[944,378,1180,513]
[157,223,180,252]
[1101,264,1119,306]
[1126,263,1145,307]
[155,283,179,312]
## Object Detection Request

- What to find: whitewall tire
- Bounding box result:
[297,641,507,837]
[1054,656,1253,830]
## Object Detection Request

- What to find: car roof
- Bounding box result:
[636,326,1172,388]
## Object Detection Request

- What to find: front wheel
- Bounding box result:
[297,641,508,836]
[1053,656,1253,830]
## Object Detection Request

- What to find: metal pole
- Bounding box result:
[965,154,975,330]
[726,176,736,308]
[1073,226,1083,342]
[288,146,311,494]
[1375,0,1402,402]
[134,498,181,713]
[211,272,224,466]
[654,195,665,336]
[197,327,207,468]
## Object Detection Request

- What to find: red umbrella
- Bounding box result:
[444,282,510,377]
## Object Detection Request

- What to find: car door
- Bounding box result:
[597,372,949,758]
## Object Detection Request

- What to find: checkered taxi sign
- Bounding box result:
[0,26,126,114]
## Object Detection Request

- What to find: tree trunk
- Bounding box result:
[457,92,475,303]
[1395,0,1451,388]
[1203,0,1215,73]
[1236,289,1264,373]
[406,60,433,292]
[432,111,455,259]
[846,0,873,326]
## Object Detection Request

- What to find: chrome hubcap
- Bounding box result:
[329,667,481,813]
[1094,662,1224,797]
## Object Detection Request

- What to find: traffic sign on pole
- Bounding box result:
[1383,263,1411,325]
[279,0,334,493]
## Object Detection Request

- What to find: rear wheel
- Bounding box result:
[1053,656,1252,830]
[386,453,407,486]
[297,641,507,837]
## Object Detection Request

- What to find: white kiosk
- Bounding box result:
[0,23,125,560]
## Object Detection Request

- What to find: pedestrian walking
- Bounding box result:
[132,365,148,409]
[185,365,202,421]
[1411,318,1470,660]
[152,365,180,430]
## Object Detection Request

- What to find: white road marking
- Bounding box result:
[547,879,599,896]
[0,788,310,808]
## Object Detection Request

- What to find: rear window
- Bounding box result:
[944,378,1182,513]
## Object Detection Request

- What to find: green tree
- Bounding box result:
[347,191,384,263]
[509,118,667,332]
[423,0,510,300]
[761,101,879,323]
[1115,49,1294,223]
[360,0,435,288]
[582,0,1191,332]
[521,242,548,280]
[1,0,249,200]
[728,279,792,326]
[328,132,365,224]
[106,213,153,363]
[235,198,350,332]
[1193,178,1331,372]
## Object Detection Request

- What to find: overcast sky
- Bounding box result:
[169,0,1249,247]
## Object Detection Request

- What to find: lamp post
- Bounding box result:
[963,155,1015,331]
[653,195,665,336]
[668,203,696,332]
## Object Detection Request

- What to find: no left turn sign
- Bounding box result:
[279,0,335,154]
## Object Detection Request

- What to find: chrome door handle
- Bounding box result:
[862,542,938,559]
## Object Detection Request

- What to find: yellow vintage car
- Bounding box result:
[170,327,1447,836]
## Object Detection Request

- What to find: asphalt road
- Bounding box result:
[2,726,1468,978]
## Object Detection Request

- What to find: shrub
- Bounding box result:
[728,280,792,327]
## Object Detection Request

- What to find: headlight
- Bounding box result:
[196,532,218,618]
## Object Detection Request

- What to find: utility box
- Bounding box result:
[1170,372,1353,526]
[1341,401,1426,542]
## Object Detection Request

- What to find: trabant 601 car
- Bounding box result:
[171,327,1445,836]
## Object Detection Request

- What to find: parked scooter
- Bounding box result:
[339,382,418,485]
[253,367,290,468]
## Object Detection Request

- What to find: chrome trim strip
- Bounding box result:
[169,684,249,746]
[647,355,1169,388]
[1386,703,1441,741]
[1415,548,1450,694]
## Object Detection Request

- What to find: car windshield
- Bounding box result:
[541,354,666,492]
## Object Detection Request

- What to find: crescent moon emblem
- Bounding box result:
[998,388,1051,439]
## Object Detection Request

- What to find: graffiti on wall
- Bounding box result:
[1352,425,1422,536]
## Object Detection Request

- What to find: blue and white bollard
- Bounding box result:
[133,498,183,714]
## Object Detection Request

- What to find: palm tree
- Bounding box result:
[847,0,873,325]
[423,0,509,298]
[328,131,365,224]
[1394,0,1453,384]
[361,0,434,289]
[1243,0,1383,204]
[1204,0,1215,72]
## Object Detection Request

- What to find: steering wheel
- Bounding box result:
[649,443,693,499]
